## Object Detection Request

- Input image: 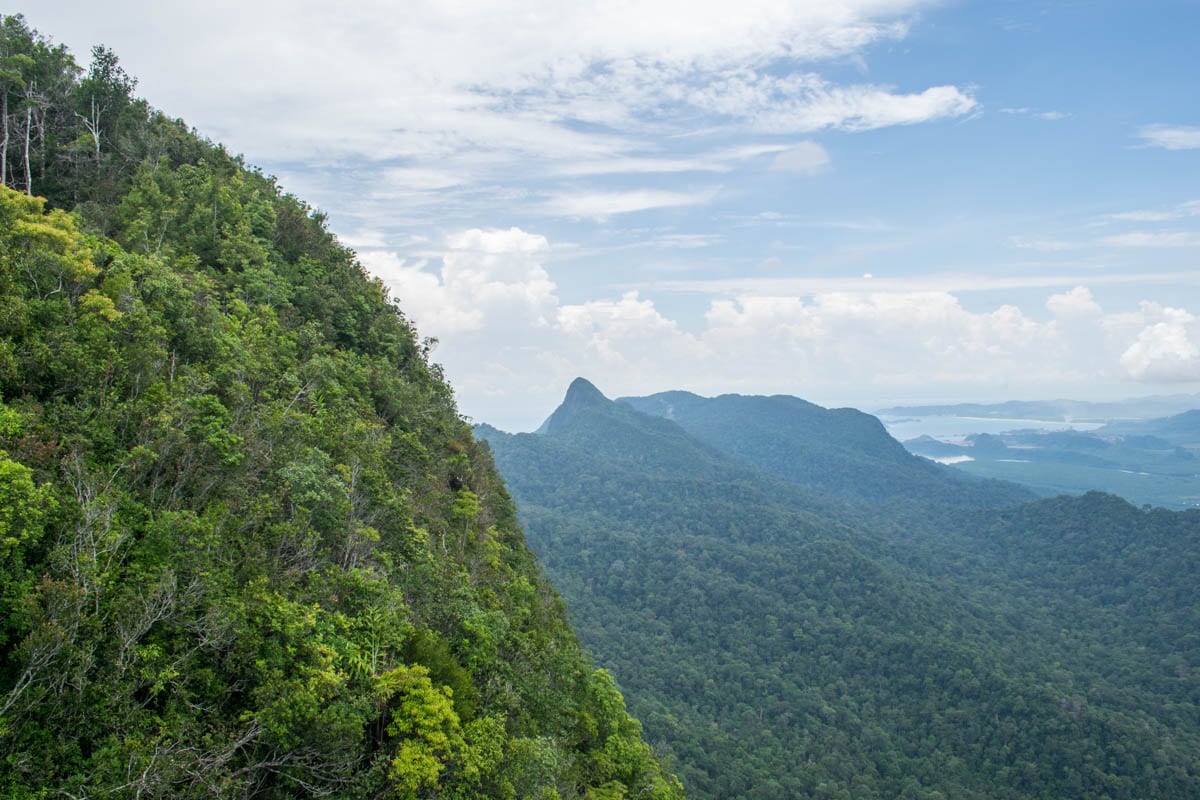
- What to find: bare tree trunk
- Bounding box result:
[22,100,31,194]
[77,96,102,166]
[90,96,101,163]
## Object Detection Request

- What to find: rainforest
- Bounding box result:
[3,11,1200,800]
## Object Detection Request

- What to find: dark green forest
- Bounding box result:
[480,380,1200,800]
[0,17,682,799]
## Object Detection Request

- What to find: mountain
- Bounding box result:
[620,390,1033,506]
[0,20,681,799]
[481,380,1200,800]
[537,376,613,433]
[1101,409,1200,445]
[902,424,1200,509]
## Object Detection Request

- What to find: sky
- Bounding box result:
[20,0,1200,431]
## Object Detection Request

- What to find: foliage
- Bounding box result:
[621,389,1032,507]
[481,381,1200,800]
[0,17,682,799]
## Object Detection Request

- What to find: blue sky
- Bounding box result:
[23,0,1200,430]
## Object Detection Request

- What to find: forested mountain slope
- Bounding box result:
[481,380,1200,800]
[0,17,682,799]
[621,390,1033,506]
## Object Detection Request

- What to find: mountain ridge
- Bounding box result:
[481,378,1200,800]
[620,387,1034,507]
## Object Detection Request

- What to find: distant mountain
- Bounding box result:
[878,394,1200,422]
[902,420,1200,509]
[620,390,1032,506]
[480,380,1200,800]
[480,379,856,549]
[1101,409,1200,444]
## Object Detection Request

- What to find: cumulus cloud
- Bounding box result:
[359,227,556,337]
[1047,286,1101,317]
[702,292,1055,389]
[558,292,705,367]
[363,228,1200,429]
[356,236,1200,432]
[1100,302,1200,383]
[1119,308,1200,381]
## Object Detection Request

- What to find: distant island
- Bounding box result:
[877,394,1200,422]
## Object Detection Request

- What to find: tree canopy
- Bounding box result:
[0,17,683,799]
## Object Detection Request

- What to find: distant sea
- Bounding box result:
[878,415,1106,444]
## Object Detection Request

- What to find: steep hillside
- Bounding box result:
[482,380,1200,800]
[0,18,681,799]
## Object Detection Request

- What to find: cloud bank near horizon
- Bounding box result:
[361,229,1200,430]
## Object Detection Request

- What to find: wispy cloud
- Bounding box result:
[547,188,721,220]
[1137,125,1200,150]
[770,141,832,173]
[1000,107,1069,121]
[1012,217,1200,252]
[1008,235,1086,252]
[1101,231,1200,248]
[1104,200,1200,223]
[28,0,974,235]
[554,143,794,177]
[642,270,1200,297]
[687,74,977,133]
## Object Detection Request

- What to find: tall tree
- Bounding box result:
[74,45,135,166]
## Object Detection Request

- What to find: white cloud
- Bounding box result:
[1138,125,1200,150]
[25,1,967,226]
[364,227,1200,428]
[548,188,720,220]
[360,227,556,336]
[999,107,1068,121]
[1104,200,1200,223]
[643,270,1200,296]
[1119,307,1200,382]
[699,291,1060,391]
[1100,231,1200,248]
[554,144,791,177]
[679,72,975,133]
[1012,225,1200,250]
[381,167,465,192]
[1008,235,1085,251]
[557,291,704,366]
[1047,286,1101,317]
[771,141,832,173]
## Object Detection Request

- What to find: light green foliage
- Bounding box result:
[381,664,468,796]
[0,452,50,555]
[0,17,683,799]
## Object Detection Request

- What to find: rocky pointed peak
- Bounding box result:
[563,377,608,407]
[536,377,612,434]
